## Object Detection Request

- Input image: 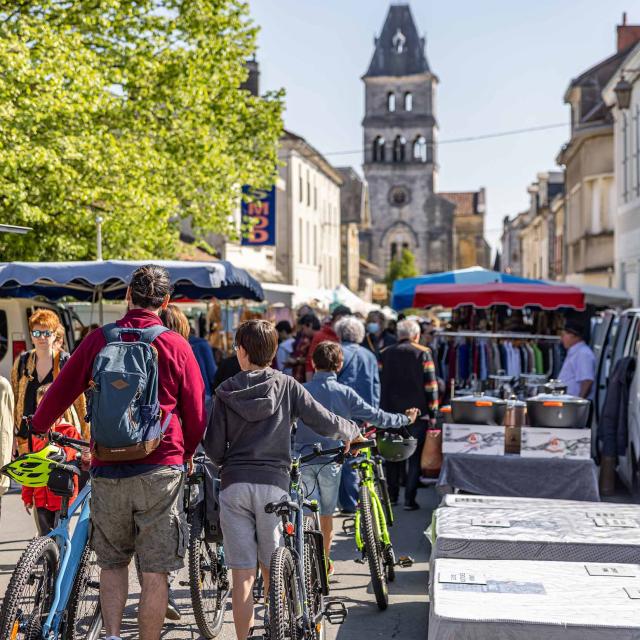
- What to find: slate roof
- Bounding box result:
[564,46,632,125]
[365,4,430,77]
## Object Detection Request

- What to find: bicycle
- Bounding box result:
[266,439,374,640]
[343,428,413,610]
[0,428,102,639]
[182,453,230,638]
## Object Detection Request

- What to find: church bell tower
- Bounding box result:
[362,3,445,276]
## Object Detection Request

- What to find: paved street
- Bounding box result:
[0,483,435,640]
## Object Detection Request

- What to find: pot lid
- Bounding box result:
[527,392,589,405]
[452,392,506,406]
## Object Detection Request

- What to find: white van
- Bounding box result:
[0,299,77,380]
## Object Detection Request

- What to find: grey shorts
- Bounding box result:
[219,482,287,569]
[90,467,187,574]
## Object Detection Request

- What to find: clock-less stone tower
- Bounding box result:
[362,3,453,276]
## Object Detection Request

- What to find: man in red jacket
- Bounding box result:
[32,265,207,640]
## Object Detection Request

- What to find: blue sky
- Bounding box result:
[248,0,636,254]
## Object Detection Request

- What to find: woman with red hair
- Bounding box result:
[11,309,87,453]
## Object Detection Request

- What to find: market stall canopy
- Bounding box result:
[545,280,632,308]
[412,283,586,311]
[391,267,543,310]
[0,260,264,302]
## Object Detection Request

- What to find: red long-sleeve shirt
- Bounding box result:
[32,308,207,469]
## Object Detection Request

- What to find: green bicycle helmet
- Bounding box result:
[377,432,418,462]
[1,444,66,488]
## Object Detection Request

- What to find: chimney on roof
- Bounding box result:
[617,14,640,52]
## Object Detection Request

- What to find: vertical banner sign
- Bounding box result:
[241,186,276,246]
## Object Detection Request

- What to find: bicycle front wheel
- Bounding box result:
[64,545,102,640]
[359,486,388,610]
[0,536,59,639]
[188,506,229,638]
[269,546,301,640]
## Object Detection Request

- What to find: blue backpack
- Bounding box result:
[87,324,172,461]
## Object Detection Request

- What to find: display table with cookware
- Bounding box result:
[435,381,598,499]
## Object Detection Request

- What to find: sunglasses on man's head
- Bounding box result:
[31,330,54,338]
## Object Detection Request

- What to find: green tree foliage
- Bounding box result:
[385,248,418,291]
[0,0,284,261]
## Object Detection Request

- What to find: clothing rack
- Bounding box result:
[436,330,561,342]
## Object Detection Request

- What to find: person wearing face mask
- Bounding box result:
[11,310,88,455]
[362,310,396,363]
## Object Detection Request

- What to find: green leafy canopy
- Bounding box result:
[385,248,418,291]
[0,0,284,261]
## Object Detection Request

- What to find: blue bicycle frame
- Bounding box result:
[41,481,92,638]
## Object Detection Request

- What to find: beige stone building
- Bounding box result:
[337,167,372,294]
[439,189,491,269]
[277,131,343,290]
[555,20,640,287]
[507,172,564,281]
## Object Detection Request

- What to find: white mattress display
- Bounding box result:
[441,493,640,517]
[430,558,640,640]
[432,505,640,563]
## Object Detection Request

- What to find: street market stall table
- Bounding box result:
[437,452,600,501]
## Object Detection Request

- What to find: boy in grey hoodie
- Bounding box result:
[203,320,362,640]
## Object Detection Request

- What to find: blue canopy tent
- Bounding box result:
[391,267,543,311]
[0,260,264,303]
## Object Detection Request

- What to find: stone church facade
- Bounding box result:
[362,4,488,277]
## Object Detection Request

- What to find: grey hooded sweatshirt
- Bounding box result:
[203,368,359,491]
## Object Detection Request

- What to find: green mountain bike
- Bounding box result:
[343,428,413,610]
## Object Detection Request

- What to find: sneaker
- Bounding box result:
[165,594,181,621]
[327,558,335,576]
[403,502,420,511]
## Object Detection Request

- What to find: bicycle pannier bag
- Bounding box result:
[87,324,171,462]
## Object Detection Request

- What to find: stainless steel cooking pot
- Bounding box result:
[451,392,507,425]
[526,390,590,429]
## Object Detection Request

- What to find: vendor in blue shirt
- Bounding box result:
[295,340,418,574]
[558,321,596,399]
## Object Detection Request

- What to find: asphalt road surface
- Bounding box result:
[0,484,435,639]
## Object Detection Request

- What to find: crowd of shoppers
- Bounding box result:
[3,263,441,640]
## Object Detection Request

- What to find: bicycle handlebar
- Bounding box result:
[48,431,91,451]
[300,439,375,465]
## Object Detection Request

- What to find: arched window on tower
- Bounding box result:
[393,135,406,163]
[413,135,427,162]
[404,92,413,111]
[373,136,385,162]
[387,92,396,112]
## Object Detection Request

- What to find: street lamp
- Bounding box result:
[613,69,640,110]
[614,76,633,110]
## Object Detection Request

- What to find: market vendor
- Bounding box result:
[558,321,596,399]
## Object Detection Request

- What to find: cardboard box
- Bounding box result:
[442,423,505,456]
[520,427,591,459]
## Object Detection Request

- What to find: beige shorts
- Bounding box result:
[90,467,187,574]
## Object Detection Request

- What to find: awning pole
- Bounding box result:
[98,286,104,326]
